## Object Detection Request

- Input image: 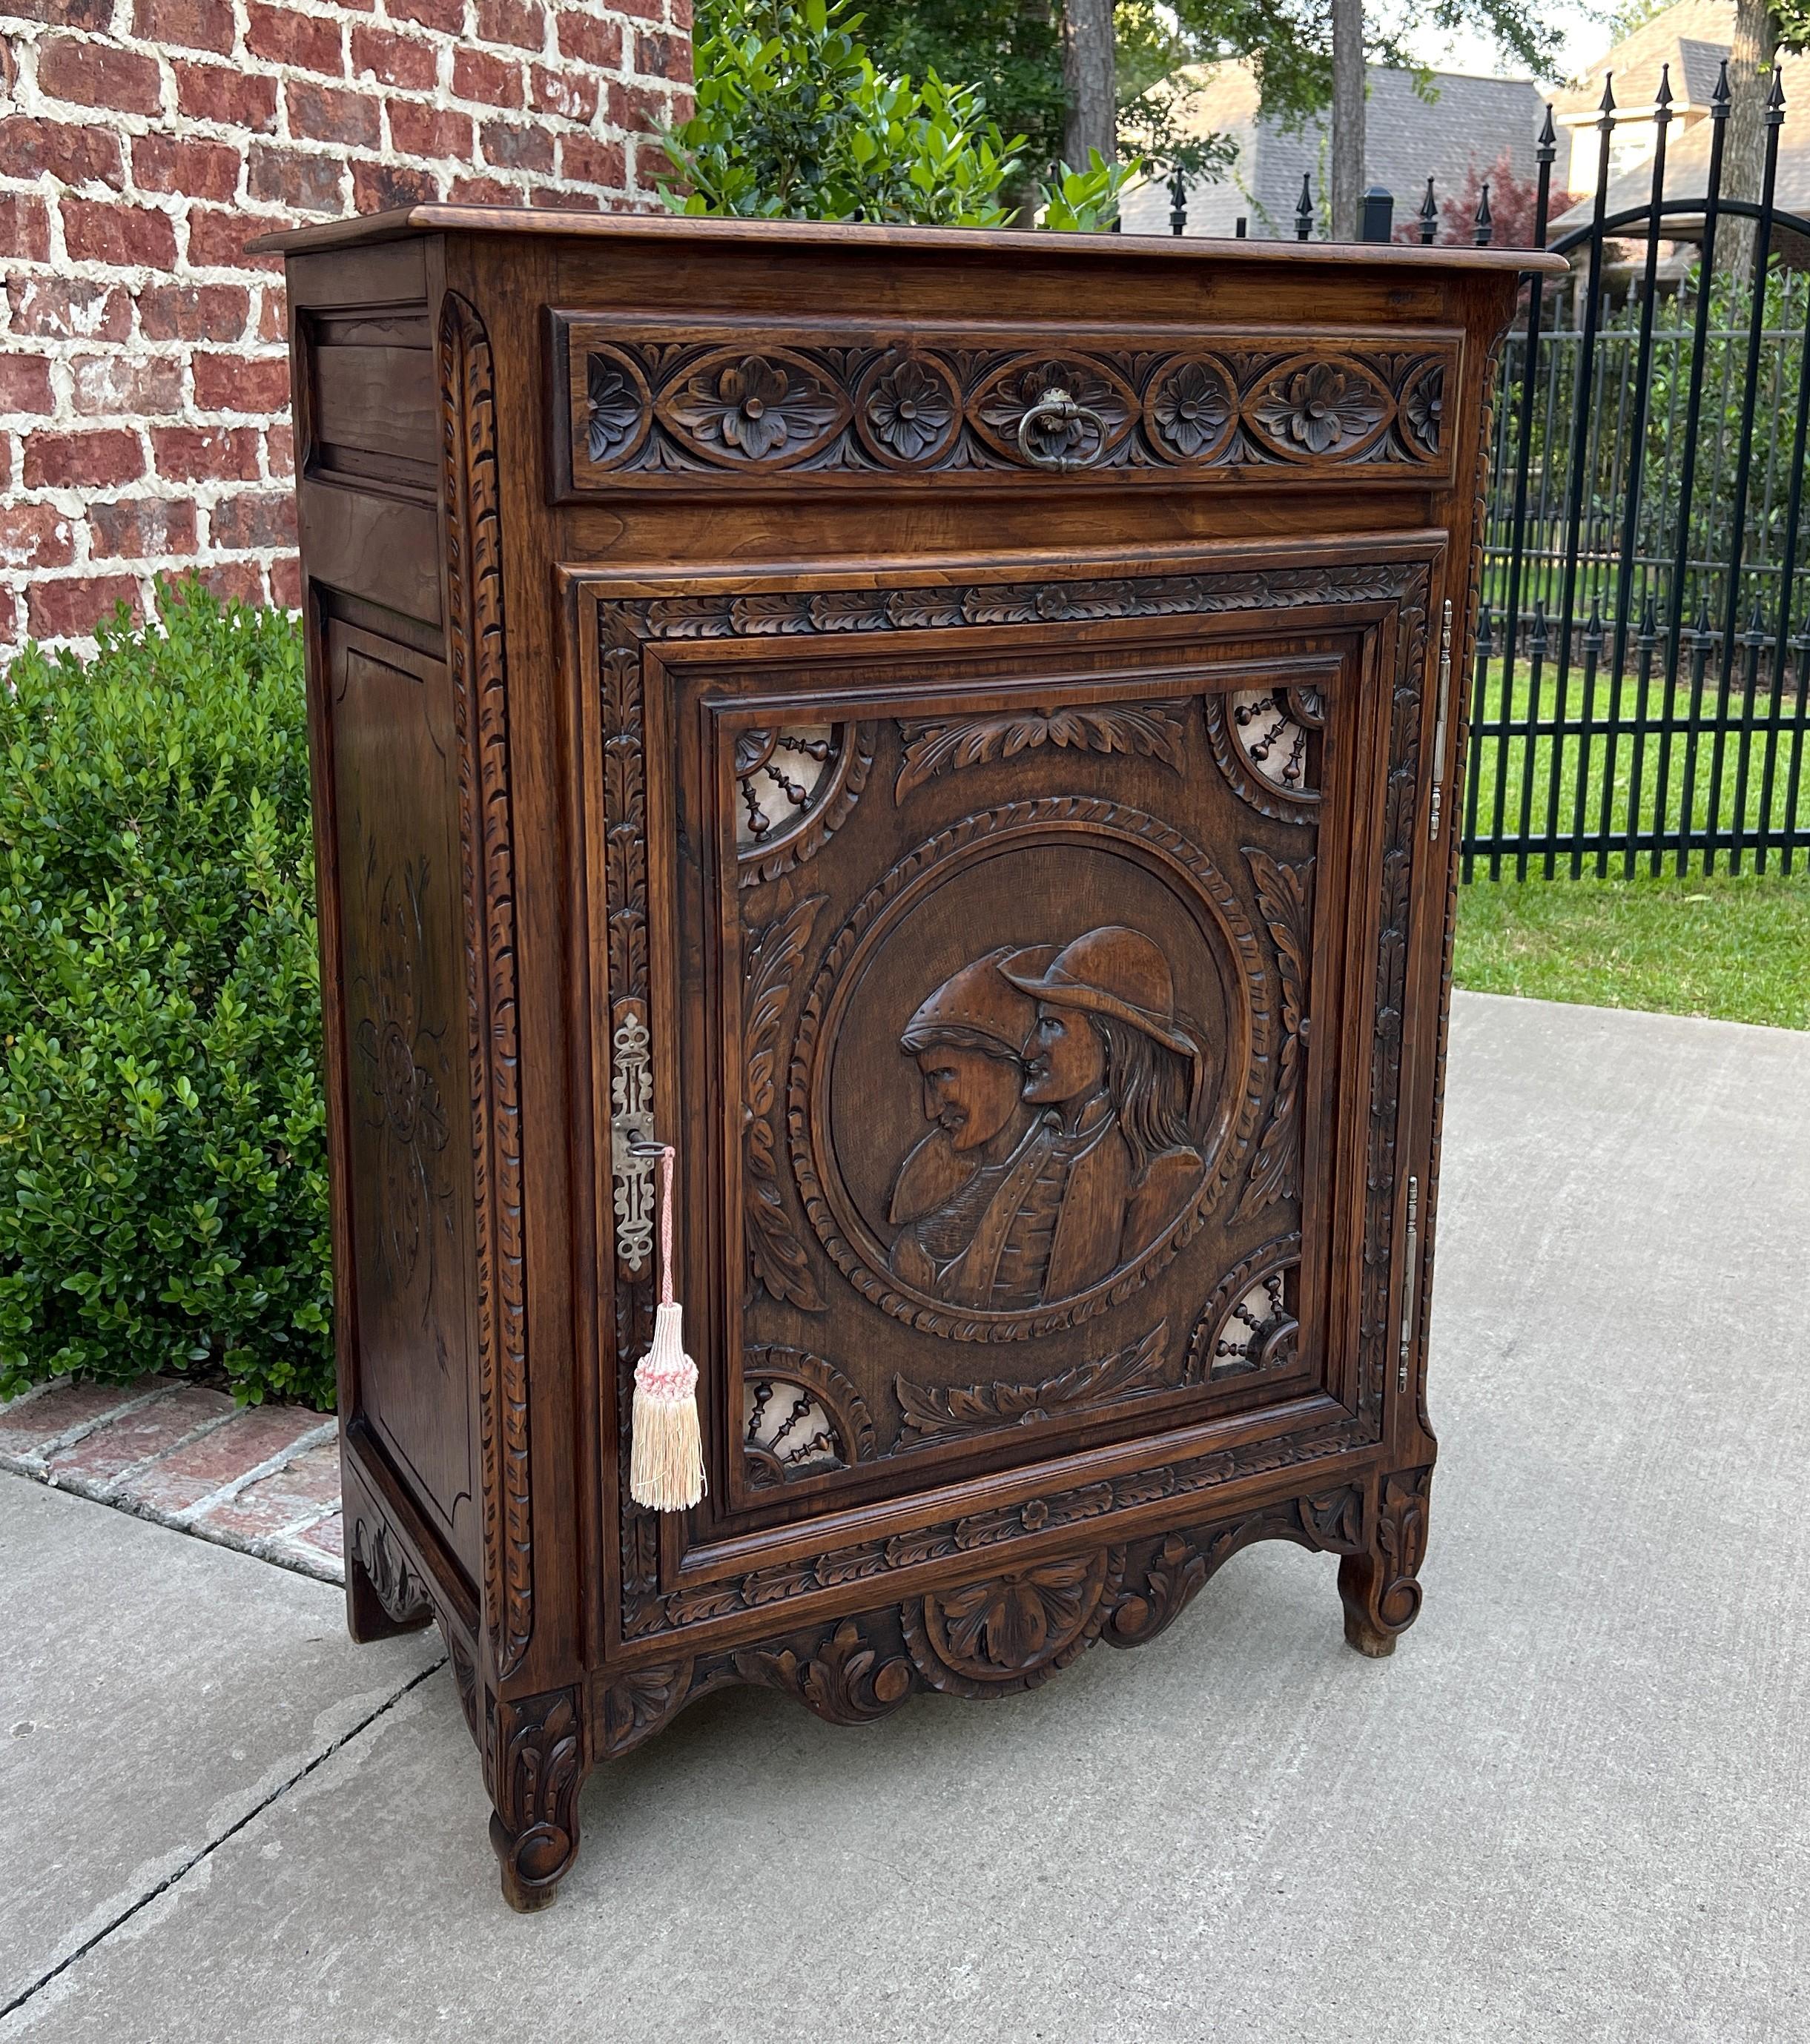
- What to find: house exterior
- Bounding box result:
[1546,1,1810,256]
[0,0,691,655]
[1119,60,1544,242]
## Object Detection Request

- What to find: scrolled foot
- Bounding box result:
[487,1687,586,1914]
[1338,1465,1433,1658]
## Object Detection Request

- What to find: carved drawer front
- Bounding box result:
[553,315,1461,495]
[589,553,1438,1645]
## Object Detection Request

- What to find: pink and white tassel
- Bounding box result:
[628,1143,704,1512]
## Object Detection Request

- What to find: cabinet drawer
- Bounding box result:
[579,543,1447,1648]
[552,314,1462,496]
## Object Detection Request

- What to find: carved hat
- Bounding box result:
[899,945,1054,1059]
[1000,925,1199,1063]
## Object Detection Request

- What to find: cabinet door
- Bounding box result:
[583,549,1443,1647]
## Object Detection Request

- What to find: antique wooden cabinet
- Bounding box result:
[262,206,1562,1910]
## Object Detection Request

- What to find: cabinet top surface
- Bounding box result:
[251,202,1568,277]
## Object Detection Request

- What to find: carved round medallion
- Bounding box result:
[581,344,653,469]
[853,351,962,469]
[659,348,851,469]
[969,354,1137,469]
[734,722,873,886]
[787,798,1269,1341]
[1243,355,1391,463]
[1144,357,1236,465]
[902,1547,1123,1697]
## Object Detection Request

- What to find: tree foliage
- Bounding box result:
[665,0,1140,226]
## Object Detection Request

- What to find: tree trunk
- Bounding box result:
[1720,0,1779,277]
[1330,0,1366,242]
[1061,0,1116,171]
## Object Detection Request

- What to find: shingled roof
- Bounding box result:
[1119,60,1543,240]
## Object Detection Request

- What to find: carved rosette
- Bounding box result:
[441,290,532,1684]
[566,327,1456,484]
[743,1345,876,1484]
[903,1548,1124,1698]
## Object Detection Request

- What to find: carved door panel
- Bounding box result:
[588,552,1439,1641]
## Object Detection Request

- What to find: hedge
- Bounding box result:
[0,582,334,1408]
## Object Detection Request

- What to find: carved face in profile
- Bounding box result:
[1021,1005,1107,1106]
[915,1043,1025,1151]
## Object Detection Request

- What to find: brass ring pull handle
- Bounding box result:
[1016,386,1108,473]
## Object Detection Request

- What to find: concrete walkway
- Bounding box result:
[3,991,1807,2044]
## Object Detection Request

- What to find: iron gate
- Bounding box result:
[1467,65,1810,879]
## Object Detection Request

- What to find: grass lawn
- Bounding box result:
[1454,868,1810,1030]
[1450,652,1810,1030]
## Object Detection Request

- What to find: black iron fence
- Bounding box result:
[1166,65,1810,880]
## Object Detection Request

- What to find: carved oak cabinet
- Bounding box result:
[262,206,1560,1910]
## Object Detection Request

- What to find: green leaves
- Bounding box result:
[658,0,1027,228]
[0,578,333,1408]
[1039,148,1143,232]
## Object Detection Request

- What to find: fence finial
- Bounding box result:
[1767,65,1786,122]
[1537,104,1556,160]
[1418,176,1438,245]
[1473,182,1493,245]
[1295,173,1313,240]
[1711,60,1731,116]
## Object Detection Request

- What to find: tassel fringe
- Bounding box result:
[630,1299,704,1511]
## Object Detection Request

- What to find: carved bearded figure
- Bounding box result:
[889,927,1207,1312]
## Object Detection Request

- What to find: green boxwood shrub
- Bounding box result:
[0,581,333,1407]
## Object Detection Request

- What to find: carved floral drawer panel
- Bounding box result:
[263,205,1559,1912]
[552,317,1461,492]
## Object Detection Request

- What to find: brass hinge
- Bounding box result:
[1429,599,1455,841]
[1396,1174,1421,1393]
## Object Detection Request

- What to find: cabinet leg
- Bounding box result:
[1338,1465,1433,1658]
[487,1687,587,1913]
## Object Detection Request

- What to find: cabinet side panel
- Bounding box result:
[321,616,482,1579]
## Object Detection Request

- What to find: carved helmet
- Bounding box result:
[1000,925,1201,1062]
[899,945,1054,1059]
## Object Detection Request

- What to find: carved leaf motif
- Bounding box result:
[893,701,1189,802]
[894,1320,1169,1449]
[351,1516,431,1627]
[938,1553,1100,1670]
[599,1659,693,1756]
[744,895,826,1310]
[1107,1530,1208,1645]
[1238,847,1312,1220]
[735,1618,914,1723]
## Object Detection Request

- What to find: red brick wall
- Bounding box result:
[0,0,692,652]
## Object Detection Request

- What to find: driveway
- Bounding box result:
[4,990,1807,2043]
